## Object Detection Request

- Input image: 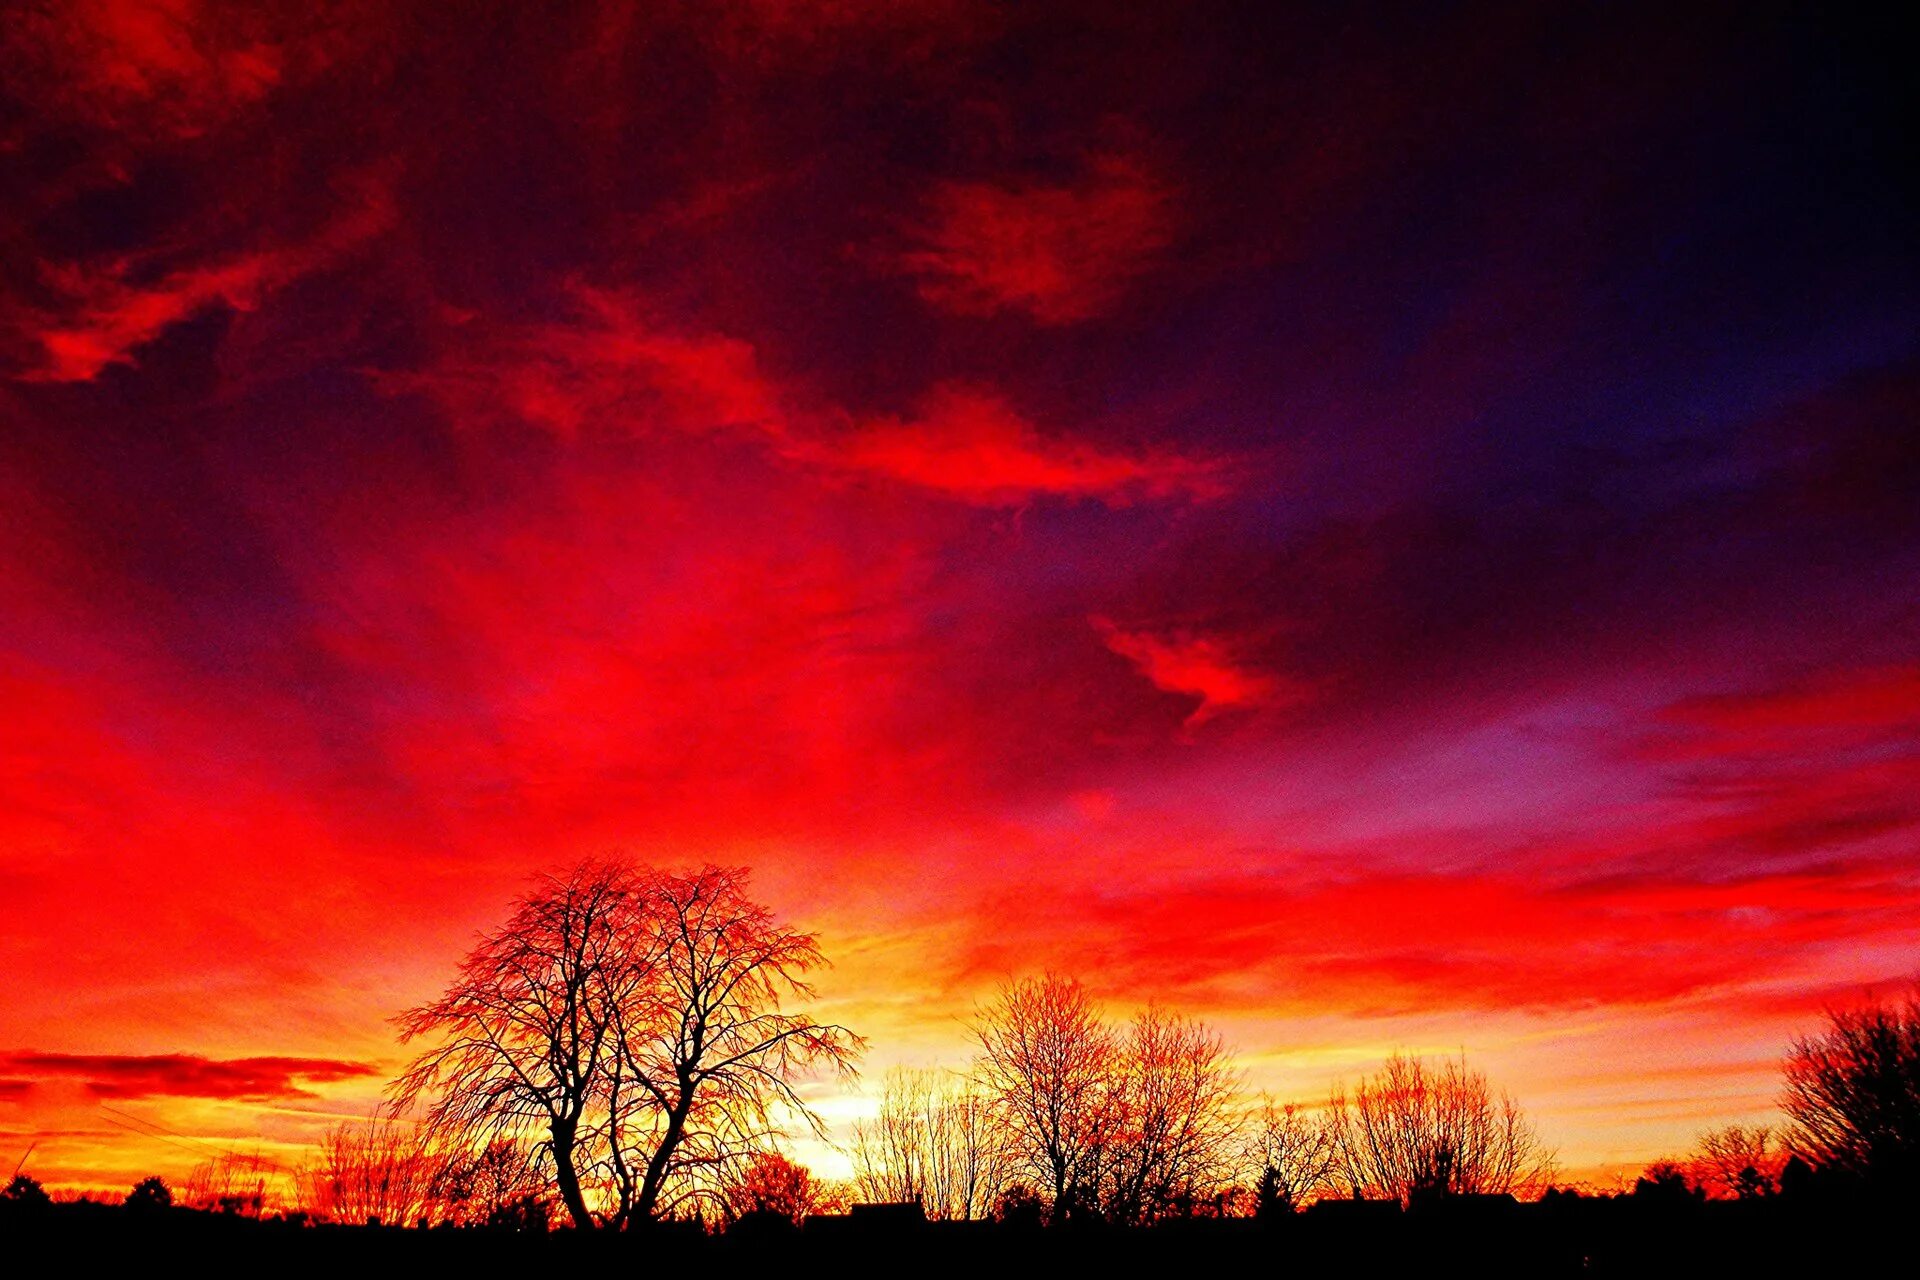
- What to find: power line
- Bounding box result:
[102,1117,217,1162]
[97,1104,297,1174]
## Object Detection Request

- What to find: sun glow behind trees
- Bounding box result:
[378,866,1920,1228]
[9,855,1920,1232]
[378,865,1570,1228]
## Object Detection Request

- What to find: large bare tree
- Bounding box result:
[393,861,647,1229]
[1781,991,1920,1186]
[973,974,1117,1222]
[1329,1052,1553,1203]
[609,865,862,1225]
[393,860,860,1229]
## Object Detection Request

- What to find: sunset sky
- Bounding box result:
[2,2,1915,1195]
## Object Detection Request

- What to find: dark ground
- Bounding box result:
[0,1195,1898,1278]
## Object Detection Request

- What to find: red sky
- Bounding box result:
[2,1,1916,1193]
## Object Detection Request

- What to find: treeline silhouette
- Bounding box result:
[4,858,1915,1275]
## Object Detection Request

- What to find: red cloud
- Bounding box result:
[375,290,803,455]
[944,860,1920,1020]
[17,172,394,383]
[9,0,275,127]
[1661,664,1920,744]
[2,0,362,141]
[524,290,785,442]
[1601,663,1920,879]
[837,384,1222,505]
[1093,617,1300,728]
[693,0,989,67]
[28,256,276,384]
[389,288,1220,505]
[2,1052,377,1101]
[896,155,1177,323]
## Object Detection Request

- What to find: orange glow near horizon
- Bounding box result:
[2,1,1917,1201]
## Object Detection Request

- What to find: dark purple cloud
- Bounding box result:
[1,1053,378,1102]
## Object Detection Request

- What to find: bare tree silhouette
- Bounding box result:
[1782,989,1920,1188]
[1100,1006,1240,1224]
[1329,1052,1553,1204]
[183,1150,280,1217]
[435,1138,551,1228]
[297,1116,441,1225]
[1632,1158,1702,1203]
[606,866,861,1226]
[392,860,647,1229]
[974,974,1117,1223]
[2,1173,50,1208]
[393,860,860,1230]
[722,1151,830,1224]
[124,1176,172,1212]
[851,1066,1011,1219]
[1692,1124,1781,1199]
[852,1066,937,1207]
[1245,1097,1340,1215]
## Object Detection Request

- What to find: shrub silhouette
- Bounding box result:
[125,1177,172,1211]
[1632,1161,1702,1204]
[3,1174,51,1208]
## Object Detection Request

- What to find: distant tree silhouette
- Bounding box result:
[183,1151,278,1216]
[973,975,1241,1226]
[974,974,1117,1224]
[992,1183,1046,1228]
[851,1067,929,1207]
[394,860,860,1230]
[2,1173,51,1207]
[851,1066,1011,1219]
[722,1152,827,1224]
[435,1138,551,1228]
[1329,1052,1554,1204]
[1692,1124,1781,1199]
[1245,1098,1340,1215]
[1632,1159,1703,1203]
[124,1176,172,1211]
[1099,1005,1240,1225]
[1781,990,1920,1189]
[1776,1153,1815,1197]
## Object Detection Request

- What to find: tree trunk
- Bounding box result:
[551,1119,595,1230]
[633,1095,693,1225]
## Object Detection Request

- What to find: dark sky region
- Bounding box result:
[0,1,1915,1190]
